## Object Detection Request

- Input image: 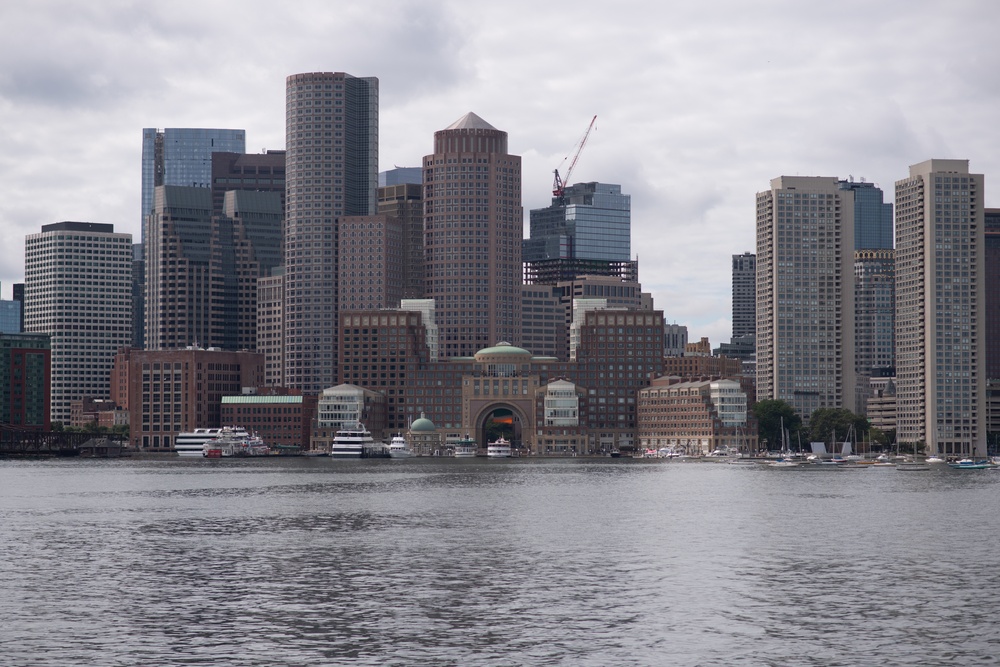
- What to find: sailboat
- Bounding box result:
[769,419,800,467]
[896,438,929,471]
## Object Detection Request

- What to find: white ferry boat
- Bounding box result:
[388,434,413,459]
[453,436,478,458]
[202,426,269,458]
[330,422,375,458]
[175,427,249,457]
[487,436,512,458]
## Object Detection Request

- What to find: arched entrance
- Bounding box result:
[474,404,526,451]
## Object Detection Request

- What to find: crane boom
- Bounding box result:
[552,114,597,201]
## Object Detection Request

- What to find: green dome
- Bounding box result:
[474,341,532,358]
[410,415,436,432]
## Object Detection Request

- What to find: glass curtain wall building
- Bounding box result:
[838,179,893,250]
[524,182,634,284]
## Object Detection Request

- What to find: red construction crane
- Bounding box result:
[552,114,597,202]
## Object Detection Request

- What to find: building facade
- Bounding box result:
[423,112,522,358]
[839,178,893,251]
[854,248,896,377]
[637,377,755,454]
[895,159,985,457]
[756,176,856,420]
[141,128,246,242]
[337,214,402,312]
[24,222,133,424]
[283,71,378,392]
[731,251,756,339]
[523,182,635,285]
[0,333,51,430]
[220,389,315,451]
[984,208,1000,380]
[378,183,424,299]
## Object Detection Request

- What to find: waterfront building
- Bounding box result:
[854,249,896,377]
[637,377,755,454]
[337,214,402,312]
[732,252,756,339]
[984,209,1000,380]
[838,178,893,251]
[535,379,589,455]
[145,186,282,351]
[423,112,522,358]
[0,332,50,430]
[220,388,316,451]
[756,176,856,420]
[311,384,386,451]
[895,159,985,457]
[524,182,636,285]
[120,347,265,452]
[406,413,442,456]
[378,182,424,299]
[867,378,897,434]
[140,128,246,242]
[283,71,379,392]
[24,222,133,424]
[69,398,119,429]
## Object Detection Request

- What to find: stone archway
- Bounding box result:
[473,403,527,451]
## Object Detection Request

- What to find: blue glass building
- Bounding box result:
[524,182,635,284]
[140,128,246,243]
[838,179,893,250]
[0,300,21,333]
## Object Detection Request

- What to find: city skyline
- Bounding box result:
[1,1,999,347]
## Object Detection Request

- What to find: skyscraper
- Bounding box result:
[523,182,635,285]
[984,208,1000,380]
[423,112,522,358]
[140,128,246,240]
[854,249,895,376]
[145,186,282,351]
[24,222,133,424]
[838,178,893,250]
[378,182,424,300]
[756,176,856,422]
[731,252,756,339]
[895,159,985,457]
[283,72,378,391]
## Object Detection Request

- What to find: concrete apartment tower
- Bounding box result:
[24,222,133,424]
[755,177,856,424]
[283,72,378,392]
[423,113,522,358]
[895,159,985,458]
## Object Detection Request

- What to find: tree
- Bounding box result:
[805,408,869,449]
[753,400,801,451]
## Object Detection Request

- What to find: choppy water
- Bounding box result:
[2,457,1000,666]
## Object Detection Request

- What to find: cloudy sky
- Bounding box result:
[1,0,998,346]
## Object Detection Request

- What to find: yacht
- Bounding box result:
[388,434,413,459]
[175,427,249,457]
[203,426,269,458]
[330,423,375,458]
[453,436,478,458]
[487,436,512,458]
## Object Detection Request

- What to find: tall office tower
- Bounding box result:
[140,128,246,241]
[423,112,522,358]
[211,150,287,216]
[145,186,282,351]
[854,249,895,376]
[756,176,856,422]
[521,284,567,359]
[379,182,424,299]
[284,71,378,391]
[984,208,1000,380]
[24,222,133,424]
[337,214,402,311]
[838,178,893,250]
[523,182,636,285]
[12,283,24,332]
[257,270,284,387]
[379,167,422,187]
[0,283,21,333]
[731,252,756,338]
[895,160,985,457]
[131,244,145,348]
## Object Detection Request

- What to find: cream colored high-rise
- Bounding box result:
[756,177,856,424]
[895,159,985,457]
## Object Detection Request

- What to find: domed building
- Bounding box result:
[407,412,441,456]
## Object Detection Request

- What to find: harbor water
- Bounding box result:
[3,457,1000,666]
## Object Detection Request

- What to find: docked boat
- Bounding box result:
[948,458,995,470]
[175,427,245,457]
[487,436,512,458]
[330,422,375,459]
[453,436,478,458]
[388,434,413,459]
[203,426,269,458]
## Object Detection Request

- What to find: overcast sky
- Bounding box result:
[1,0,998,347]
